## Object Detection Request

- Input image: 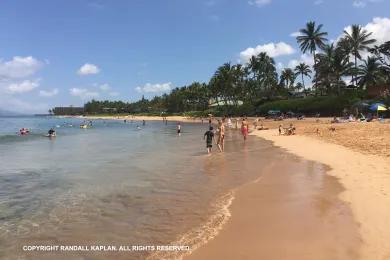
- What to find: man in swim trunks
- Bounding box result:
[217,120,225,152]
[204,126,215,154]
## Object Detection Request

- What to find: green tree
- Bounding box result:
[280,68,296,90]
[296,21,328,91]
[343,25,376,86]
[356,56,384,88]
[294,63,312,89]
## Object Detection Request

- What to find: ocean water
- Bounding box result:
[0,116,291,259]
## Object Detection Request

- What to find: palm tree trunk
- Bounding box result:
[313,50,318,96]
[301,74,305,90]
[354,55,358,87]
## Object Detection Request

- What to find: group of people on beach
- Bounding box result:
[202,116,251,154]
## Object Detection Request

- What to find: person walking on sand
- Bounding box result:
[217,120,225,152]
[204,126,215,154]
[177,122,181,136]
[241,118,249,141]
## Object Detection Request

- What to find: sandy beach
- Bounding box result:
[186,118,390,260]
[62,115,390,259]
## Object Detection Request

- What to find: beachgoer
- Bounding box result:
[19,128,29,135]
[235,118,239,129]
[48,128,56,136]
[227,117,232,128]
[253,118,258,130]
[204,126,215,154]
[142,120,146,126]
[279,125,282,135]
[217,120,225,152]
[288,123,296,135]
[241,118,249,141]
[177,122,181,136]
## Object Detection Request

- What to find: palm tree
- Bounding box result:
[343,24,376,86]
[280,68,296,89]
[356,56,383,88]
[294,63,312,89]
[296,21,328,90]
[315,44,353,95]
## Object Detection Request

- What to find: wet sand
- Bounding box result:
[249,130,390,260]
[186,157,361,260]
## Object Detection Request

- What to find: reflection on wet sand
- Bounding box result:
[186,159,361,260]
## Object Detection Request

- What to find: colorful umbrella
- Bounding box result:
[369,103,386,111]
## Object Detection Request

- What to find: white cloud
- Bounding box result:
[99,83,111,91]
[77,63,100,75]
[39,88,58,97]
[0,56,42,79]
[361,17,390,45]
[135,82,173,93]
[314,0,324,5]
[248,0,271,7]
[69,88,99,99]
[240,42,295,63]
[108,91,119,97]
[290,31,301,37]
[287,54,314,69]
[6,80,40,94]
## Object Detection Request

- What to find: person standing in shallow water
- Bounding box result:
[177,122,181,136]
[241,117,249,141]
[217,120,225,152]
[204,126,215,154]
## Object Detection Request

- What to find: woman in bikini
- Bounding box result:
[217,120,225,152]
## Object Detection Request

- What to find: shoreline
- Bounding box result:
[251,130,390,259]
[58,115,204,123]
[58,115,390,259]
[185,129,390,259]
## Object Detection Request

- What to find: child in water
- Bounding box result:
[204,126,215,154]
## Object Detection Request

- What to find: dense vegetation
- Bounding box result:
[80,22,390,117]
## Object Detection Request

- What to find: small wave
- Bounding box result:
[147,191,235,260]
[0,133,46,144]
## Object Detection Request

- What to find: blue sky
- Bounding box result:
[0,0,389,113]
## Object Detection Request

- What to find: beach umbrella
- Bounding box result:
[369,103,386,111]
[369,103,387,117]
